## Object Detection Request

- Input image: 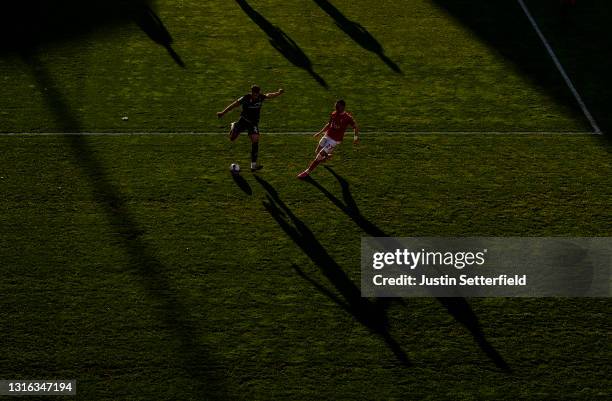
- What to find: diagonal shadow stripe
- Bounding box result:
[22,53,224,397]
[1,1,184,67]
[431,0,610,135]
[235,0,328,88]
[312,0,402,74]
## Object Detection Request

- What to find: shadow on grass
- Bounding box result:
[232,173,253,195]
[431,0,611,135]
[312,0,401,74]
[0,1,185,67]
[235,0,328,88]
[131,2,186,68]
[255,176,410,366]
[22,53,223,397]
[304,166,510,371]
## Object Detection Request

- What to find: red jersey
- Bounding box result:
[325,111,355,141]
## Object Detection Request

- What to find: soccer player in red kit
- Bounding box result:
[297,100,359,179]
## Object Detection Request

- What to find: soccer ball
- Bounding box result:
[230,163,240,174]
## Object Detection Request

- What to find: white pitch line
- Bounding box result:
[517,0,602,135]
[0,131,599,137]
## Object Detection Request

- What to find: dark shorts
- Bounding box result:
[230,118,259,140]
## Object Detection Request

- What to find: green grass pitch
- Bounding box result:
[1,0,611,400]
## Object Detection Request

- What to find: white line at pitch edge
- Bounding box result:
[517,0,602,135]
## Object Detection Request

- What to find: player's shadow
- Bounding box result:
[130,2,186,68]
[232,173,253,195]
[432,0,611,135]
[312,0,402,74]
[22,53,224,396]
[305,166,510,371]
[0,1,185,68]
[255,176,410,366]
[235,0,328,89]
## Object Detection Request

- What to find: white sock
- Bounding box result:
[251,162,257,168]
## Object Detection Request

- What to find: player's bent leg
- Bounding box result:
[316,136,337,162]
[229,122,241,141]
[298,150,328,179]
[315,136,328,155]
[249,132,263,172]
[319,144,336,163]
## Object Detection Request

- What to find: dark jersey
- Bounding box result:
[239,94,267,124]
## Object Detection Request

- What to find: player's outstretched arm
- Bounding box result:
[265,88,284,99]
[314,122,329,137]
[217,99,240,118]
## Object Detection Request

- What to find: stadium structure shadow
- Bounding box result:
[0,0,185,67]
[431,0,611,135]
[255,176,410,366]
[304,166,510,371]
[235,0,329,89]
[312,0,402,74]
[22,53,224,397]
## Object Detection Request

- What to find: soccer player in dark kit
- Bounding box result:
[217,85,284,172]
